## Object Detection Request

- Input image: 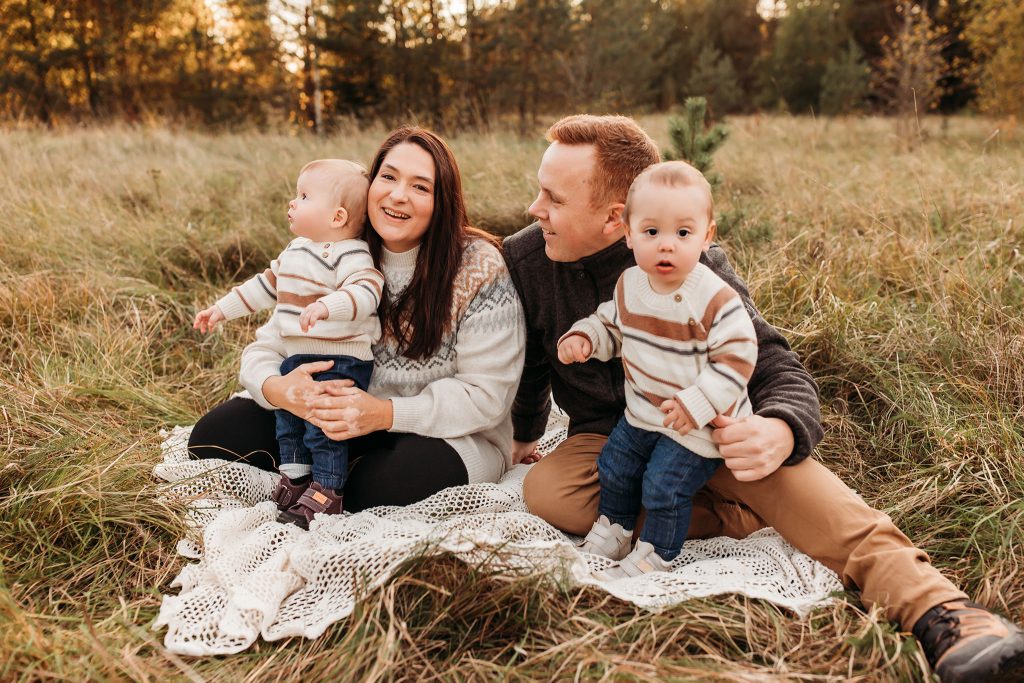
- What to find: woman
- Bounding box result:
[188,127,526,512]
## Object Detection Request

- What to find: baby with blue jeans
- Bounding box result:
[557,161,757,577]
[194,159,384,528]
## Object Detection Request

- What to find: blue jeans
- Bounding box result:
[598,416,722,561]
[275,353,373,490]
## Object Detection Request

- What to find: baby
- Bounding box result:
[557,160,758,577]
[193,159,383,529]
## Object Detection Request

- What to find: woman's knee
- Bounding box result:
[188,397,279,471]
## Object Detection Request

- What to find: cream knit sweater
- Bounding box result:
[560,263,757,459]
[239,239,526,483]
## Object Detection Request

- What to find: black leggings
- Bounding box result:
[188,397,469,512]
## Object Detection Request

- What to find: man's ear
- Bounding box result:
[703,220,717,251]
[602,202,626,236]
[332,207,349,229]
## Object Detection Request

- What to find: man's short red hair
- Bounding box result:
[545,114,661,208]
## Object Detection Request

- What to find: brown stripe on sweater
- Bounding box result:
[352,277,382,296]
[263,268,277,288]
[278,291,321,307]
[702,286,739,332]
[616,278,706,341]
[706,352,756,380]
[622,354,683,392]
[623,362,671,406]
[233,286,254,313]
[301,333,360,342]
[279,272,332,289]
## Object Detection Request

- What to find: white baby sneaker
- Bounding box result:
[578,514,633,560]
[595,540,673,580]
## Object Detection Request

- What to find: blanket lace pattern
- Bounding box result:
[153,405,842,656]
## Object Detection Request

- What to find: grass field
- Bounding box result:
[1,114,1022,681]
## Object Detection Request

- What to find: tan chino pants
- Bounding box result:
[523,433,966,629]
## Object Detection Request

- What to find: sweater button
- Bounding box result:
[688,317,696,325]
[322,252,330,258]
[674,294,682,302]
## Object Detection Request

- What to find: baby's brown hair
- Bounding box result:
[622,160,714,229]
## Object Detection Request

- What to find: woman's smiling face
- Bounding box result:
[368,142,436,253]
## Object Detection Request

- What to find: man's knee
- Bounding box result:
[522,457,596,536]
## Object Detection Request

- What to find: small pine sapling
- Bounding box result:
[664,97,728,186]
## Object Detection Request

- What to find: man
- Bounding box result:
[502,114,1024,682]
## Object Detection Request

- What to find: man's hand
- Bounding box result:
[557,335,592,364]
[299,301,329,332]
[193,305,225,333]
[512,439,542,465]
[660,398,695,435]
[710,414,794,482]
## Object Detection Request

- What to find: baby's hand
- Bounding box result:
[660,398,696,435]
[300,301,329,332]
[557,335,592,364]
[193,305,225,333]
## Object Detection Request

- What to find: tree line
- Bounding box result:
[2,0,1021,130]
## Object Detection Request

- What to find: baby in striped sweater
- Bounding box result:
[557,161,758,577]
[193,159,384,528]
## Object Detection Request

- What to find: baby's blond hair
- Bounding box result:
[622,160,714,228]
[299,159,369,233]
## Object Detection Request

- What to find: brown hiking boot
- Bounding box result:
[912,600,1024,682]
[277,481,343,530]
[270,475,310,512]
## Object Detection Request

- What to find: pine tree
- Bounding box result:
[686,45,744,117]
[819,39,871,115]
[663,97,728,185]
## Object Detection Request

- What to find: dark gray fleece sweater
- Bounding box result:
[503,223,823,465]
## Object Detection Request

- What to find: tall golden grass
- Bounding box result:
[1,115,1021,680]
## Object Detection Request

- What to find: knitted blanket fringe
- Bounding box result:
[152,406,841,655]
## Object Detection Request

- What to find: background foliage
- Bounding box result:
[2,0,1023,129]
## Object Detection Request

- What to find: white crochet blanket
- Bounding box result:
[152,408,842,656]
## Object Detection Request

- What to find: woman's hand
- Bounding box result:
[261,360,335,418]
[308,383,394,440]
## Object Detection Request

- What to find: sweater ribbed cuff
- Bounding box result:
[322,293,353,321]
[676,386,718,429]
[389,394,433,434]
[244,367,280,411]
[215,294,250,321]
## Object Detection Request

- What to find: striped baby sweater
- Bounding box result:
[216,237,383,359]
[560,263,757,459]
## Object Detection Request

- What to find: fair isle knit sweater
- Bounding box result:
[239,239,526,484]
[216,237,384,359]
[560,263,757,459]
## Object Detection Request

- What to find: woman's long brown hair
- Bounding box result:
[365,127,498,360]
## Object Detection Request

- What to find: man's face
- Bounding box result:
[528,142,620,262]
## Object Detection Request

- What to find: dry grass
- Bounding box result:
[1,115,1022,681]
